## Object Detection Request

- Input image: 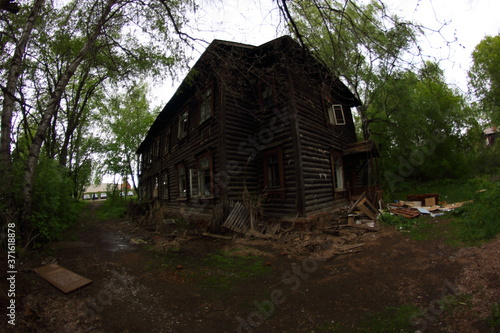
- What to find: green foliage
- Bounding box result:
[30,158,83,244]
[198,250,271,292]
[372,63,474,186]
[469,34,500,124]
[96,196,131,220]
[450,182,500,244]
[487,303,500,329]
[380,213,419,231]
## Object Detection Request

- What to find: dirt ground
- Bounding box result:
[4,201,499,333]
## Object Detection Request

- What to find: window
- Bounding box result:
[260,81,275,109]
[178,165,187,198]
[190,154,213,198]
[154,138,160,158]
[327,104,346,125]
[161,172,169,199]
[199,87,213,124]
[178,108,188,139]
[330,151,344,190]
[153,175,159,198]
[263,148,284,190]
[163,127,170,154]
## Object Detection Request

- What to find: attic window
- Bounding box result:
[178,109,188,139]
[327,104,346,125]
[260,81,275,109]
[199,87,213,124]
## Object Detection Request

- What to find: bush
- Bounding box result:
[450,181,500,243]
[30,158,82,245]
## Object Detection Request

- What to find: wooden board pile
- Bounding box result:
[388,193,473,219]
[346,192,380,230]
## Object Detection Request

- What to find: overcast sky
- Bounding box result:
[152,0,500,104]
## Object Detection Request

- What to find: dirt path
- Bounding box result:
[8,202,500,332]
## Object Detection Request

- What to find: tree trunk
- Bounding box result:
[21,0,117,235]
[0,0,46,209]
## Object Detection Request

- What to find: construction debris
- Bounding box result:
[33,264,92,293]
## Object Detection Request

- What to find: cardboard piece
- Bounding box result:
[33,264,92,293]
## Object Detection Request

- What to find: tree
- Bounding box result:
[369,62,473,186]
[469,34,500,124]
[278,0,421,139]
[99,82,157,192]
[1,0,195,242]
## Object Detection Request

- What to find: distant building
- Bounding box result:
[483,126,499,147]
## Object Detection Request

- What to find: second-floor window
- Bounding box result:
[199,87,213,124]
[327,104,346,125]
[178,109,188,139]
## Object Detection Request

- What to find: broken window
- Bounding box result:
[327,104,346,125]
[199,87,212,124]
[178,108,188,139]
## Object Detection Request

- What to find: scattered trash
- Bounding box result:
[130,238,147,245]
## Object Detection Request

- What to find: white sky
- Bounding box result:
[150,0,500,104]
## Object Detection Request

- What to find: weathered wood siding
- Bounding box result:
[290,71,358,215]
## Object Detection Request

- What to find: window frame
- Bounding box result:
[163,126,170,155]
[199,86,213,125]
[330,150,345,191]
[259,79,276,109]
[263,147,285,195]
[161,171,169,200]
[327,104,346,125]
[178,108,188,139]
[177,164,187,198]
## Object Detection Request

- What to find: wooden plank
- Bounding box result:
[390,208,421,219]
[356,198,379,221]
[348,191,366,214]
[33,264,92,293]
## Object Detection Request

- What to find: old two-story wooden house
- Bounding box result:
[136,36,377,228]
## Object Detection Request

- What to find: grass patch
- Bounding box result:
[384,177,500,246]
[448,182,500,245]
[487,303,500,329]
[313,304,423,332]
[197,249,271,294]
[96,199,130,220]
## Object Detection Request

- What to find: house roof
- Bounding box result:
[483,126,499,135]
[137,35,360,154]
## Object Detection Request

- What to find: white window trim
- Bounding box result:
[328,104,346,125]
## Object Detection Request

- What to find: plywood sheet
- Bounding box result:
[33,264,92,293]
